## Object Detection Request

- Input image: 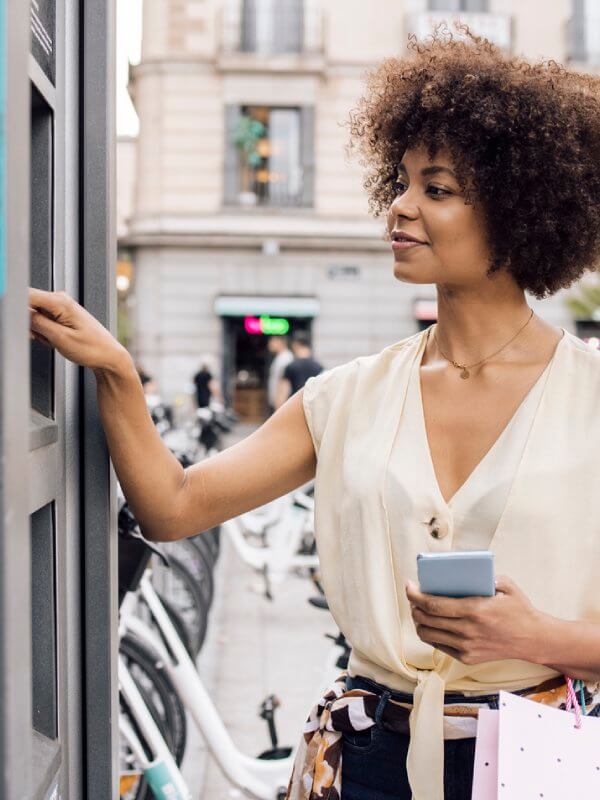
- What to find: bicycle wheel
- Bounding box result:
[151,555,209,656]
[119,636,187,800]
[119,698,160,800]
[161,537,214,608]
[203,525,221,561]
[158,592,195,659]
[190,527,219,567]
[120,634,187,763]
[129,588,195,661]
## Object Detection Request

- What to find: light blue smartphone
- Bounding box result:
[417,551,495,598]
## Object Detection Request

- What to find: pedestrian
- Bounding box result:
[29,28,600,800]
[192,357,221,409]
[267,335,293,414]
[274,331,323,409]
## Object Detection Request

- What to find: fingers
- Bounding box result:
[411,606,465,633]
[414,623,463,651]
[28,288,72,320]
[30,308,65,346]
[406,580,477,619]
[31,330,51,346]
[432,644,465,662]
[494,575,516,595]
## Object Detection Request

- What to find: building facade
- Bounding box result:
[119,0,595,418]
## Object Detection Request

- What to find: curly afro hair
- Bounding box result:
[348,26,600,298]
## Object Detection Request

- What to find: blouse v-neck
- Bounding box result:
[416,326,565,510]
[386,327,565,551]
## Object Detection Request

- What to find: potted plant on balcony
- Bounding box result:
[233,115,266,206]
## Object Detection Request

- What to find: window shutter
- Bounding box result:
[274,0,304,54]
[241,0,257,52]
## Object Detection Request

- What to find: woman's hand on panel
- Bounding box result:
[29,288,130,375]
[405,577,548,665]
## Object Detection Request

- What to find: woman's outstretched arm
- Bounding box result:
[30,288,316,541]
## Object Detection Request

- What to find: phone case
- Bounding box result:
[417,550,495,598]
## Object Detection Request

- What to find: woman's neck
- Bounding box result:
[433,282,533,366]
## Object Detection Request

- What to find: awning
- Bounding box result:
[214,295,320,318]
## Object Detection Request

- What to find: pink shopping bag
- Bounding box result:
[471,708,499,800]
[472,690,600,800]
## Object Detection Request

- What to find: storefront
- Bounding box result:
[215,295,319,421]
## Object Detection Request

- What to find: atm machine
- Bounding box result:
[1,1,117,798]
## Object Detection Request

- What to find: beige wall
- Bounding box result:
[130,0,576,227]
[116,137,137,239]
[121,0,584,400]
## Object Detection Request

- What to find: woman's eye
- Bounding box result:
[392,179,450,198]
[428,185,450,197]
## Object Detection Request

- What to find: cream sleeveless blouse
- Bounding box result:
[302,328,600,800]
[386,326,552,554]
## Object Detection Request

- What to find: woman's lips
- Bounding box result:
[391,240,425,249]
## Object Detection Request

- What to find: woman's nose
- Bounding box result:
[389,188,419,220]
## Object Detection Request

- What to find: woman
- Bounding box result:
[29,30,600,800]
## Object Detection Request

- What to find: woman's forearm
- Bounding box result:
[534,615,600,683]
[94,350,187,540]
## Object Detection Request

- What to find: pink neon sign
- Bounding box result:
[244,317,262,334]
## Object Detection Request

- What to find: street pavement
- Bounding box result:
[180,425,334,799]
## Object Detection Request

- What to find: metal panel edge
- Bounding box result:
[2,0,33,797]
[80,0,118,796]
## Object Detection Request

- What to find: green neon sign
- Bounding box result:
[244,316,290,335]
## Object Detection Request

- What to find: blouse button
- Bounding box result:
[427,516,447,539]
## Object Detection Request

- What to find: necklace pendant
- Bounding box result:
[459,367,470,380]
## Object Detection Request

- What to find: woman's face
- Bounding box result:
[386,146,494,290]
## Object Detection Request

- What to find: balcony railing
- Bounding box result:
[220,0,324,56]
[224,163,314,208]
[406,11,512,52]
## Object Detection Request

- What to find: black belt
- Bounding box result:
[346,673,542,709]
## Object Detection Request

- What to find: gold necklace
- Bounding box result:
[433,308,535,379]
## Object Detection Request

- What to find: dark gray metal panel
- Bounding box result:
[30,87,55,417]
[30,0,56,85]
[1,1,34,798]
[30,503,57,740]
[80,0,118,796]
[300,105,314,208]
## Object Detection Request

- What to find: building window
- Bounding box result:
[570,0,600,64]
[241,0,304,54]
[428,0,489,10]
[225,105,314,208]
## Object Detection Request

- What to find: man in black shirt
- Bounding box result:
[275,331,323,408]
[193,359,222,408]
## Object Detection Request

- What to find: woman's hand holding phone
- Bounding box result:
[406,576,547,665]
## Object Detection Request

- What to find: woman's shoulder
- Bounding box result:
[563,329,600,369]
[306,330,423,392]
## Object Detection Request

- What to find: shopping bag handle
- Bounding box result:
[565,677,583,729]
